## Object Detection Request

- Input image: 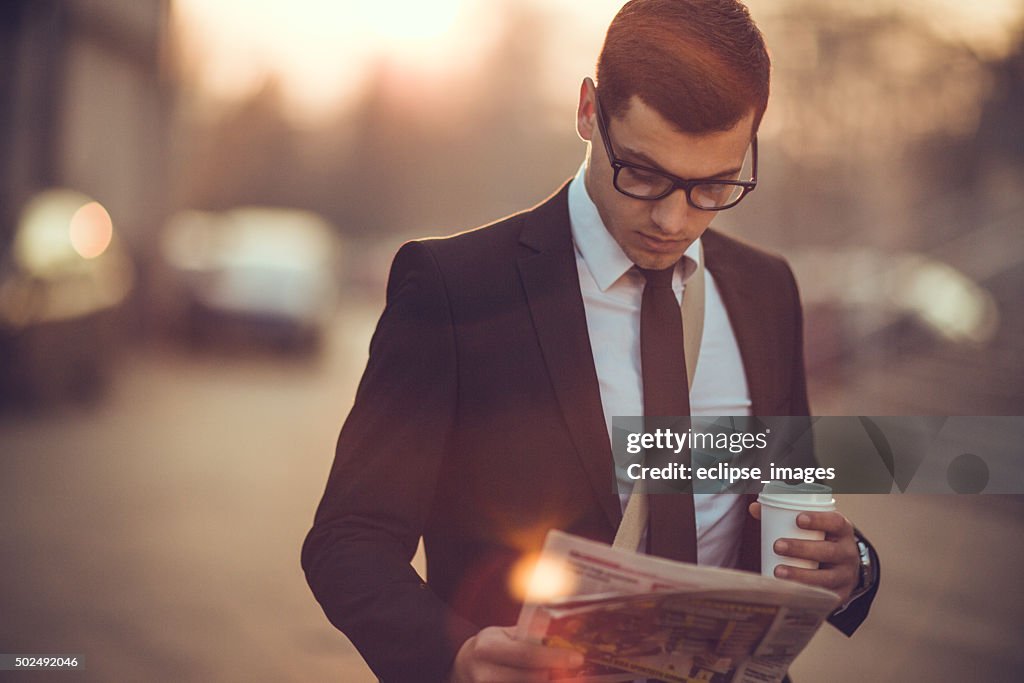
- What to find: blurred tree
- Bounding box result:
[332,0,580,237]
[184,77,299,211]
[438,0,580,227]
[176,2,579,240]
[330,58,433,236]
[908,25,1024,249]
[725,2,997,253]
[956,26,1024,210]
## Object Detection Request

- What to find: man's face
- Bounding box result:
[576,79,756,271]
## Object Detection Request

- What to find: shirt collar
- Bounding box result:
[568,161,700,292]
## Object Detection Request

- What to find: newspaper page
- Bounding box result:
[515,530,840,683]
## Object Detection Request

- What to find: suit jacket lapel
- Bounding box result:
[702,229,773,417]
[517,184,622,532]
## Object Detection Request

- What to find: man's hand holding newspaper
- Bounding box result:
[511,531,842,683]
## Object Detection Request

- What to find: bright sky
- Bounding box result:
[172,0,1024,124]
[172,0,633,122]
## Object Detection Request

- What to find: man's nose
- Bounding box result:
[650,188,699,236]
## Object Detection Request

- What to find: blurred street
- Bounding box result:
[0,298,383,682]
[1,293,1021,682]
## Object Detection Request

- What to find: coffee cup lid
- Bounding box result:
[759,480,834,508]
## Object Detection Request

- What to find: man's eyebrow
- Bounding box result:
[619,144,742,181]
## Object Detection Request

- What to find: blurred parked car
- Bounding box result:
[0,189,134,407]
[158,207,342,355]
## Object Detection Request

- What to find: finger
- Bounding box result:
[510,645,583,671]
[748,502,762,520]
[796,511,853,538]
[476,643,582,670]
[774,563,858,603]
[773,563,852,592]
[773,538,858,565]
[474,630,584,670]
[469,662,562,683]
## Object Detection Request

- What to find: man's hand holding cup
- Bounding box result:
[750,482,860,605]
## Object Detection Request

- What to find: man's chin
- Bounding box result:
[629,251,686,271]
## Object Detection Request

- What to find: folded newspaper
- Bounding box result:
[515,530,840,683]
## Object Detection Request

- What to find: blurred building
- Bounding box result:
[0,0,173,406]
[1,0,172,266]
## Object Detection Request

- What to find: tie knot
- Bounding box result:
[637,265,675,289]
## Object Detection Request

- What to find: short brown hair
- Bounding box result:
[596,0,770,135]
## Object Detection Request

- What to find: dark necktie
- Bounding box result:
[638,265,697,563]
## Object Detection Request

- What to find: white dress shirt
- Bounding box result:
[567,162,752,568]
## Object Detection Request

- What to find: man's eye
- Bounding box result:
[627,168,662,183]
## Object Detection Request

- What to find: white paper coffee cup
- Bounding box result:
[759,481,835,578]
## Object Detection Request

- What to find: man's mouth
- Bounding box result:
[637,233,686,253]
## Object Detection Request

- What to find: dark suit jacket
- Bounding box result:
[302,183,878,682]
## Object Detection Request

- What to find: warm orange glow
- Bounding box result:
[169,0,1024,134]
[69,202,114,259]
[508,553,578,604]
[350,3,466,44]
[172,0,487,121]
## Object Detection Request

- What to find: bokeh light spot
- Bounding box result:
[69,201,114,259]
[508,553,578,604]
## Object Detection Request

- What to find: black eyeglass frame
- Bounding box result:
[594,92,758,211]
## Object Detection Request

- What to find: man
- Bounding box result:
[302,2,879,681]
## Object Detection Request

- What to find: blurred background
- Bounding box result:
[1,0,1021,680]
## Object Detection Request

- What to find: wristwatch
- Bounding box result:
[832,535,877,615]
[849,536,878,603]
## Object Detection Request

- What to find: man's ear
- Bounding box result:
[576,77,597,142]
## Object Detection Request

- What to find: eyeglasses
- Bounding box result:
[594,93,757,211]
